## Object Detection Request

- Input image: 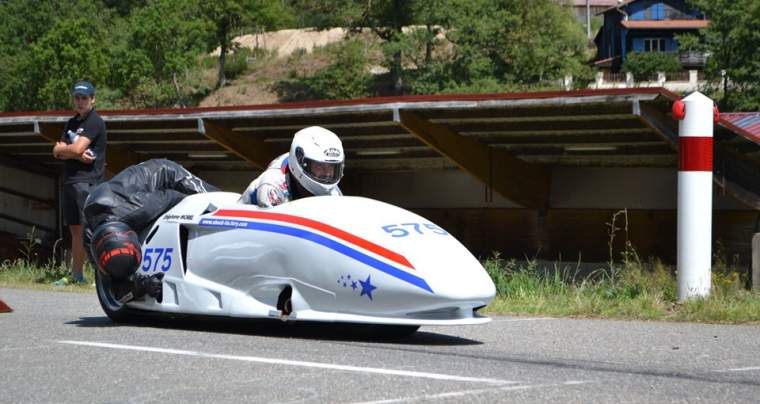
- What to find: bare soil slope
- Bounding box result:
[201,28,351,107]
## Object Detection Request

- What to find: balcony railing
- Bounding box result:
[602,72,626,82]
[599,70,698,83]
[678,51,708,66]
[662,10,700,20]
[667,71,690,81]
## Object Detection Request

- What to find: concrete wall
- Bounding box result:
[195,169,257,193]
[346,166,742,210]
[346,168,519,208]
[198,165,748,211]
[343,166,756,263]
[0,164,58,260]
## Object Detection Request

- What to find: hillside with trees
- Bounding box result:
[0,0,756,112]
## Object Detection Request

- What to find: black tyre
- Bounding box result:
[95,269,138,323]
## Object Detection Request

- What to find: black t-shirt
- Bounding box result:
[61,109,107,184]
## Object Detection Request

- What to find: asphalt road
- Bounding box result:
[1,287,759,403]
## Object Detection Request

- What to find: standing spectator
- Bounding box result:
[52,80,107,285]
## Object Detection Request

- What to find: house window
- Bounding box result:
[644,38,667,52]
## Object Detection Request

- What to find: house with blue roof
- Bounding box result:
[594,0,708,71]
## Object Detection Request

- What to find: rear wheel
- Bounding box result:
[94,269,138,323]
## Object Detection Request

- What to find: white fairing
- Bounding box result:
[128,193,495,326]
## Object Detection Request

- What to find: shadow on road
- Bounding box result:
[66,315,483,346]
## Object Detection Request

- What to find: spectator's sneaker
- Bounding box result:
[52,276,70,287]
[52,274,86,287]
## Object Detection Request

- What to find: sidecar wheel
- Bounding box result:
[95,269,139,323]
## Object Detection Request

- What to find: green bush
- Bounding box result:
[129,77,177,108]
[224,47,260,80]
[622,52,682,81]
[274,39,371,100]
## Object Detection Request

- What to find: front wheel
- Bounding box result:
[94,269,138,323]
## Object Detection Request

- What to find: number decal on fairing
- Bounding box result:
[381,223,448,237]
[140,247,174,272]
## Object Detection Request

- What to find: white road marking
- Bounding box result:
[715,366,760,373]
[58,340,517,385]
[351,380,593,404]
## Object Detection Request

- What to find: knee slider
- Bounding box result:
[90,221,141,280]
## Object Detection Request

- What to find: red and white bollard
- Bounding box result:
[672,92,717,301]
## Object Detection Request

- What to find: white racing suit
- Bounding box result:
[239,153,342,207]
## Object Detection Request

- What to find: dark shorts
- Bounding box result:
[63,182,95,226]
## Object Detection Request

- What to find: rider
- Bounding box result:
[239,126,345,207]
[84,159,218,302]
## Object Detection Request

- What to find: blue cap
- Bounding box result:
[71,80,95,97]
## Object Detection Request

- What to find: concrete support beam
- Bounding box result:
[200,118,281,169]
[634,101,678,149]
[36,122,64,143]
[396,109,550,208]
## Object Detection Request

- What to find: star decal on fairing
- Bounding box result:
[337,273,378,300]
[359,275,377,300]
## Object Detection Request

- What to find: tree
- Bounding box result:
[289,0,416,95]
[406,0,589,94]
[290,0,589,96]
[112,0,210,107]
[0,0,107,111]
[101,0,148,17]
[358,0,416,95]
[685,0,760,110]
[200,0,292,89]
[286,0,362,31]
[445,0,588,86]
[409,0,450,68]
[274,39,371,100]
[25,18,110,110]
[622,52,682,82]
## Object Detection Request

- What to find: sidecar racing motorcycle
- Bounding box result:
[94,193,495,334]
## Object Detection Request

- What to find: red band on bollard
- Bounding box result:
[679,137,713,171]
[672,100,686,120]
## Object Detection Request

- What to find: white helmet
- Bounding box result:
[288,126,344,196]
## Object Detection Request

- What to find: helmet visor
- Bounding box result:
[304,158,343,184]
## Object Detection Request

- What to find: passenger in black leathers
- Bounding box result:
[83,159,218,300]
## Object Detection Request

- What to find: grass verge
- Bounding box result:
[0,258,95,292]
[482,252,760,324]
[2,253,759,324]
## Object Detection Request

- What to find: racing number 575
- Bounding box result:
[141,247,174,272]
[382,223,448,237]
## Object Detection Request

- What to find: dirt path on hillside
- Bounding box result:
[211,28,348,58]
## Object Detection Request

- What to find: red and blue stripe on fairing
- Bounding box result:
[199,209,433,293]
